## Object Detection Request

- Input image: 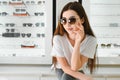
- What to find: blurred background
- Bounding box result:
[0,0,120,80]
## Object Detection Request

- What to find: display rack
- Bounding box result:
[90,0,120,57]
[0,0,53,64]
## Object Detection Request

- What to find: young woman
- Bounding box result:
[51,1,97,80]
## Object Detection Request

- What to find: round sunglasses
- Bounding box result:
[60,17,79,25]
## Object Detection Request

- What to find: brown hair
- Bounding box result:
[52,1,97,74]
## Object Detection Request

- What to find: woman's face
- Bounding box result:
[61,10,84,39]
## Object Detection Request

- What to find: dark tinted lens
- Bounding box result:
[69,17,76,24]
[60,18,66,25]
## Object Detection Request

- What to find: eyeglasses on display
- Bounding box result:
[36,33,45,37]
[113,44,120,48]
[15,9,26,12]
[11,0,22,1]
[24,0,45,5]
[101,43,111,48]
[38,1,45,4]
[0,12,8,16]
[9,0,23,5]
[21,44,36,48]
[25,1,35,4]
[2,32,20,37]
[21,33,31,38]
[23,23,33,27]
[35,23,40,27]
[109,23,119,27]
[13,8,30,16]
[13,12,29,16]
[41,22,45,27]
[6,29,15,33]
[5,23,15,27]
[60,17,79,25]
[0,1,8,5]
[0,0,45,5]
[34,12,44,16]
[0,23,3,26]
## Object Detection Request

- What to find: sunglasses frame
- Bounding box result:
[60,17,79,25]
[101,43,111,48]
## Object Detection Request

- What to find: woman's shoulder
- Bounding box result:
[86,34,97,43]
[53,34,66,42]
[86,34,96,40]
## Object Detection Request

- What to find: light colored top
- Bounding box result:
[51,34,97,71]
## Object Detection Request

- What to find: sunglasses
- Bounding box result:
[0,1,8,5]
[11,0,22,1]
[6,29,15,32]
[23,23,33,27]
[0,12,8,16]
[36,33,45,37]
[21,33,31,38]
[5,23,15,27]
[25,1,35,4]
[34,12,44,16]
[38,1,45,4]
[113,44,120,48]
[60,17,79,25]
[101,43,111,48]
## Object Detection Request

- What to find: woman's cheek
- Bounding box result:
[73,26,79,31]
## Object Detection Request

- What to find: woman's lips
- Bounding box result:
[68,28,73,31]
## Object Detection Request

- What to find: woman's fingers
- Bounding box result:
[76,22,84,31]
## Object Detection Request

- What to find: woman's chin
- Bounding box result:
[69,33,76,40]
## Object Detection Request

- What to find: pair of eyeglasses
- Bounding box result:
[37,33,45,37]
[9,0,23,5]
[34,12,44,16]
[2,32,20,37]
[113,44,120,48]
[6,29,15,33]
[109,23,118,27]
[41,22,45,27]
[21,33,31,38]
[60,17,79,25]
[25,1,35,4]
[5,23,15,27]
[0,12,8,16]
[101,44,111,48]
[35,23,40,27]
[35,22,45,27]
[13,12,29,16]
[23,23,33,27]
[0,1,8,5]
[0,23,3,26]
[38,1,45,4]
[11,0,22,1]
[15,9,26,12]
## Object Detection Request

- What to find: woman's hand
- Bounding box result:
[79,74,93,80]
[84,76,93,80]
[73,23,85,43]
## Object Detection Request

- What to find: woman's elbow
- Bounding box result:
[71,66,81,71]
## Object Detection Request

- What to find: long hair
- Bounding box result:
[52,1,97,74]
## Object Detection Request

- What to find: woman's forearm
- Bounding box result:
[71,41,82,71]
[63,65,92,80]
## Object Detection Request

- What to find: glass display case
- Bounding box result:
[0,0,53,64]
[89,0,120,57]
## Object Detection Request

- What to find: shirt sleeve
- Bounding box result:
[81,36,97,59]
[51,36,64,57]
